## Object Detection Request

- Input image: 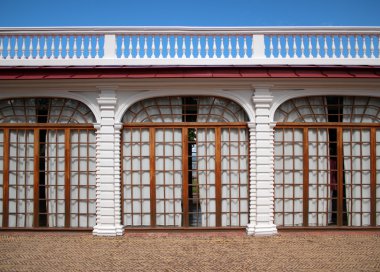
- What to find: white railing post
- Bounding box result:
[252,34,266,58]
[103,34,116,59]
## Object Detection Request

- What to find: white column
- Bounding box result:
[93,87,124,236]
[246,86,278,236]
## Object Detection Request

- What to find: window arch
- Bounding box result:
[121,96,249,228]
[274,96,380,123]
[274,95,380,228]
[0,97,96,229]
[0,98,96,124]
[123,96,249,123]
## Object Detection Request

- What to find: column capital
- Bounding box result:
[270,122,277,129]
[247,122,256,129]
[94,123,101,130]
[114,122,123,130]
[97,88,118,107]
[252,87,273,107]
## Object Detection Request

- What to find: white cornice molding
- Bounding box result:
[1,77,379,91]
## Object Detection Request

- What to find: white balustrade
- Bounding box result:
[0,27,379,66]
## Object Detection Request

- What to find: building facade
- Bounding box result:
[0,27,379,235]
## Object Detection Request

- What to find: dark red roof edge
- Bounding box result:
[0,65,379,80]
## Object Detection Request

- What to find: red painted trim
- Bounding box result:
[0,66,379,80]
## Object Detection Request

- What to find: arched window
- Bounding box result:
[123,96,248,123]
[0,98,96,229]
[122,96,249,228]
[274,96,380,228]
[0,98,95,123]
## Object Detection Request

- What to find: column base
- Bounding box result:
[93,224,124,236]
[246,223,278,236]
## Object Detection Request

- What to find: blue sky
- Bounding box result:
[0,0,379,27]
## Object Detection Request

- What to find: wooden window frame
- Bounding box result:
[274,123,379,228]
[121,122,249,228]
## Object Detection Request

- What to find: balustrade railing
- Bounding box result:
[0,27,379,66]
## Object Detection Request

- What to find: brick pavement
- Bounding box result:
[0,230,379,271]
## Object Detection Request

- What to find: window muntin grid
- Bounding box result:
[0,98,95,124]
[274,95,380,228]
[123,96,248,123]
[122,96,249,228]
[274,96,380,123]
[0,97,96,229]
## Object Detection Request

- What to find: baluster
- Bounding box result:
[354,35,359,58]
[136,36,140,58]
[205,36,209,58]
[35,36,40,59]
[22,36,27,59]
[14,36,19,59]
[166,35,170,58]
[331,35,336,58]
[315,35,321,58]
[95,35,100,58]
[213,35,217,58]
[1,37,5,59]
[143,35,148,58]
[220,36,225,58]
[72,36,77,59]
[151,35,156,58]
[322,35,327,58]
[65,36,70,58]
[56,36,61,59]
[236,36,240,58]
[292,35,297,58]
[119,36,124,58]
[181,35,186,58]
[197,36,202,58]
[174,35,178,58]
[306,35,311,58]
[284,36,289,58]
[369,35,374,58]
[300,35,305,58]
[87,35,92,59]
[268,35,274,58]
[189,36,194,59]
[6,36,12,59]
[362,35,367,58]
[276,35,282,58]
[339,35,344,58]
[347,35,352,58]
[51,35,56,59]
[0,36,2,59]
[80,36,85,59]
[159,35,163,58]
[243,35,248,58]
[128,36,132,58]
[228,35,232,58]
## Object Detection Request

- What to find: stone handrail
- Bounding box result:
[0,26,379,66]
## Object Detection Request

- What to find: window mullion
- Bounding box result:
[303,127,309,227]
[149,128,156,227]
[215,127,222,227]
[182,128,189,227]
